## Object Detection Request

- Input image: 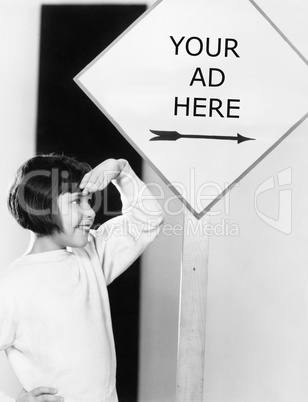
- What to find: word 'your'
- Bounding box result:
[170,36,240,58]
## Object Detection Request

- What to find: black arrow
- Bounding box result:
[149,130,255,144]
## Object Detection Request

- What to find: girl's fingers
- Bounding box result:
[80,171,100,190]
[79,161,120,193]
[79,172,93,189]
[81,176,109,194]
[82,182,99,195]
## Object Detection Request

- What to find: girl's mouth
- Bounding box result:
[76,223,92,232]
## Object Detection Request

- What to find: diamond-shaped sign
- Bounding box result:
[75,0,308,219]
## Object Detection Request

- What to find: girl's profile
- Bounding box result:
[0,153,163,402]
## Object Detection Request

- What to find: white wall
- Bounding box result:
[0,1,39,397]
[204,120,308,401]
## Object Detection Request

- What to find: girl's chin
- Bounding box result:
[61,233,90,248]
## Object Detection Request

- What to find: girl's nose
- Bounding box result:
[88,207,96,218]
[80,201,96,217]
[84,205,96,217]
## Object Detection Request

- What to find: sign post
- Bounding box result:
[74,0,308,399]
[176,211,209,402]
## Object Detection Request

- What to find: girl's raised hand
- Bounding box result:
[79,159,127,195]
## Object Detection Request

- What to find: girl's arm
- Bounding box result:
[83,159,164,284]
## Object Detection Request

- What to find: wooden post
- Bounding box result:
[176,210,209,402]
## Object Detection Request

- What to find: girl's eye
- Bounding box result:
[72,197,93,207]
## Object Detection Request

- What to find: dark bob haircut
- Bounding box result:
[7,154,92,236]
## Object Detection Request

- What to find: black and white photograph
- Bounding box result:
[1,0,308,401]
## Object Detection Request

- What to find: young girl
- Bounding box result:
[0,154,163,402]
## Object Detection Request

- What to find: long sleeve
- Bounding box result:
[0,290,17,402]
[89,161,164,285]
[0,289,16,352]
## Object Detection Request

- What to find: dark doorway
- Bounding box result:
[36,5,146,401]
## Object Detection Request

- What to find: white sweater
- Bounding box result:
[0,163,163,402]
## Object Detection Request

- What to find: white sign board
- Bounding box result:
[75,0,308,218]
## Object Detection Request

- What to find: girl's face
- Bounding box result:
[51,191,95,249]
